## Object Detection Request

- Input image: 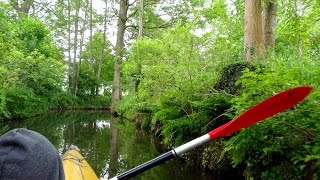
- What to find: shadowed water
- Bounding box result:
[2,111,234,180]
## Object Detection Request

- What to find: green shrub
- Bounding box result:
[225,56,320,179]
[6,86,49,118]
[116,94,139,119]
[158,93,231,146]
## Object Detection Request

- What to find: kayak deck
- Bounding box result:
[62,148,99,180]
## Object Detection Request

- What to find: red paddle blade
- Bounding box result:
[208,86,312,140]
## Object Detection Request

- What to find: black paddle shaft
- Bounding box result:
[116,150,175,180]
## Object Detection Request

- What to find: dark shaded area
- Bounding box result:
[214,63,255,94]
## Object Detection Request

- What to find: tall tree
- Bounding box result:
[72,0,81,96]
[134,0,144,93]
[67,0,72,93]
[96,0,109,95]
[138,0,144,37]
[244,0,264,61]
[89,0,93,70]
[74,0,89,97]
[293,0,303,56]
[263,1,277,51]
[111,0,129,114]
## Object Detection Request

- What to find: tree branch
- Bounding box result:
[10,0,35,14]
[128,0,137,7]
[126,8,138,21]
[126,22,173,30]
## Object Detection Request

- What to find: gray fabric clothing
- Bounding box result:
[0,128,65,180]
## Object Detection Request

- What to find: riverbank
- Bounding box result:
[116,60,320,179]
[0,94,111,121]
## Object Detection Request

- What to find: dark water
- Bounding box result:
[1,112,232,180]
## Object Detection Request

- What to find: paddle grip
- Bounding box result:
[115,150,175,180]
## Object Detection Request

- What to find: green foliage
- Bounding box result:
[120,18,240,147]
[117,0,320,178]
[116,94,139,119]
[1,0,318,178]
[0,3,112,119]
[79,31,114,95]
[225,56,320,178]
[123,23,224,103]
[160,93,231,146]
[0,3,65,119]
[214,63,255,94]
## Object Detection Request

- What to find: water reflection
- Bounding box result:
[108,115,119,178]
[2,111,231,180]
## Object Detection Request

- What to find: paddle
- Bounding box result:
[109,86,312,180]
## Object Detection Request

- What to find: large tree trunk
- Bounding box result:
[263,1,277,51]
[111,0,128,114]
[10,0,34,14]
[244,0,264,61]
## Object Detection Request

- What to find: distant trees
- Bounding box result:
[48,0,114,97]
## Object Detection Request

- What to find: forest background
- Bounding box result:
[0,0,319,179]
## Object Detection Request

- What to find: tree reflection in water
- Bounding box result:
[4,111,232,180]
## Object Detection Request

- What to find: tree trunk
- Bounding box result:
[244,0,264,61]
[72,0,81,96]
[10,0,34,14]
[294,0,303,56]
[74,0,89,97]
[89,0,93,71]
[138,0,144,37]
[111,0,128,114]
[134,0,143,93]
[263,1,277,51]
[96,0,109,95]
[67,0,72,92]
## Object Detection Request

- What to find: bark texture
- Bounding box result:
[244,0,264,61]
[263,1,277,49]
[111,0,129,114]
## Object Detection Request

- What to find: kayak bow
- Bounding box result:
[62,147,99,180]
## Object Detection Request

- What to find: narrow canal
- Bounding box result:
[2,111,234,179]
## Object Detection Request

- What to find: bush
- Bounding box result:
[116,94,139,119]
[224,56,320,179]
[156,93,232,147]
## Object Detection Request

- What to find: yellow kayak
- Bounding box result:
[62,148,99,180]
